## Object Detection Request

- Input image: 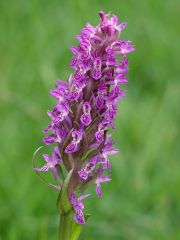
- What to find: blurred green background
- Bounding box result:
[0,0,180,239]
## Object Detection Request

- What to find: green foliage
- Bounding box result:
[57,170,73,215]
[0,0,179,239]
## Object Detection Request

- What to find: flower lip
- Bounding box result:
[70,193,91,224]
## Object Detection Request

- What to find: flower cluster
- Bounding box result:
[35,11,134,224]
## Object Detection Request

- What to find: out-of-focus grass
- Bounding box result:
[0,0,179,239]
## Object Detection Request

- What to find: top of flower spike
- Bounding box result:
[35,11,134,225]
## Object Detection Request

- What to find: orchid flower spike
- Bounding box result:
[34,11,134,225]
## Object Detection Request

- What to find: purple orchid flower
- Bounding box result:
[78,158,97,180]
[34,147,61,179]
[98,146,119,171]
[65,129,83,153]
[80,102,92,126]
[70,193,91,224]
[95,175,111,198]
[35,11,134,226]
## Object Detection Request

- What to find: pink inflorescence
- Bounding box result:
[35,11,134,224]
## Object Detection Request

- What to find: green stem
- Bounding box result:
[59,211,73,240]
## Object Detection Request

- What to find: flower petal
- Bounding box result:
[96,184,102,198]
[34,163,49,172]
